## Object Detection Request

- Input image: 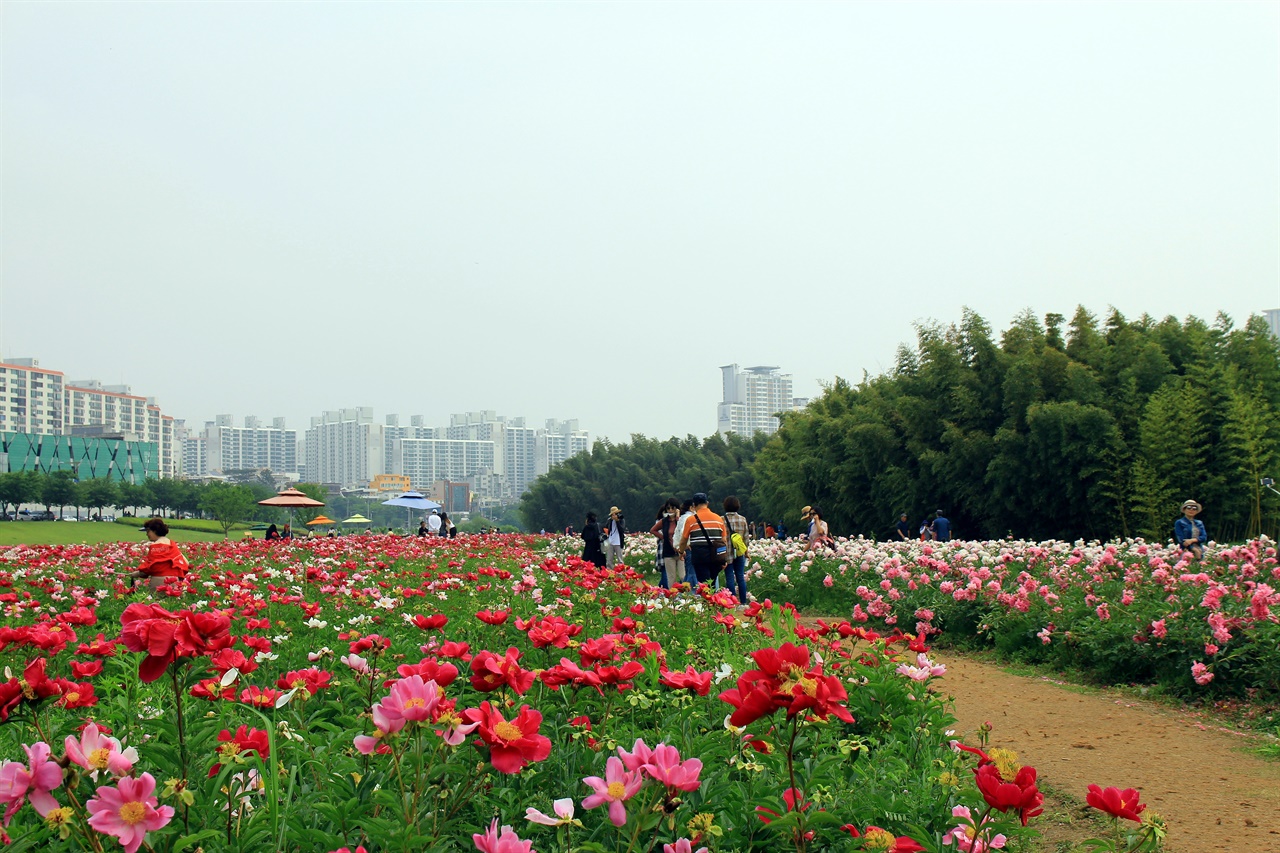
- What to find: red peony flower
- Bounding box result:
[469,648,535,695]
[411,614,448,631]
[276,668,332,697]
[660,666,713,696]
[476,609,510,625]
[718,642,854,727]
[1086,785,1147,822]
[843,824,925,852]
[120,604,232,683]
[209,725,270,776]
[463,701,552,774]
[958,745,1044,826]
[70,660,104,679]
[395,658,459,687]
[238,685,281,708]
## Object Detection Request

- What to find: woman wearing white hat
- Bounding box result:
[1174,500,1207,561]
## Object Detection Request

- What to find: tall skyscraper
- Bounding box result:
[1266,309,1280,340]
[717,364,795,437]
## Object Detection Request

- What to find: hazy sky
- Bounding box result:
[4,2,1277,443]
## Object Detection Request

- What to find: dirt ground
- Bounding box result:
[936,653,1280,853]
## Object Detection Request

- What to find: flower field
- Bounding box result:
[0,534,1131,853]
[649,535,1280,701]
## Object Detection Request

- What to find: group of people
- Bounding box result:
[894,511,952,542]
[580,494,751,604]
[415,512,458,538]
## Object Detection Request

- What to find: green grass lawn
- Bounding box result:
[0,522,228,545]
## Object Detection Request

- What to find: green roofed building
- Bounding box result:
[0,432,158,484]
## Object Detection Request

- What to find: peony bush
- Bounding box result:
[0,534,1069,852]
[658,534,1280,699]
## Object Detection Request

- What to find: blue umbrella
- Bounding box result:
[381,491,443,527]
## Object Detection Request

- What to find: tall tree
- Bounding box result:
[81,478,119,521]
[200,484,256,538]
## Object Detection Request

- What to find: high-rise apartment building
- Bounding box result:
[392,438,496,491]
[536,419,591,476]
[304,408,386,488]
[446,411,542,500]
[202,415,298,476]
[717,364,795,437]
[63,378,176,477]
[1266,309,1280,340]
[0,359,65,435]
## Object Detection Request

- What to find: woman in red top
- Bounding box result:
[129,518,190,590]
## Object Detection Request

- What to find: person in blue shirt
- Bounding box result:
[931,511,951,542]
[1174,499,1207,560]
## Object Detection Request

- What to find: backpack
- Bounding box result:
[731,531,748,558]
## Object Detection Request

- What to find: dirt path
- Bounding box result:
[936,653,1280,853]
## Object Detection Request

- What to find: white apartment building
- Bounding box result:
[203,415,298,476]
[446,411,542,500]
[536,419,591,476]
[64,378,176,477]
[717,364,795,437]
[392,438,496,491]
[175,420,207,478]
[304,408,385,488]
[382,415,440,475]
[1266,309,1280,340]
[0,359,65,435]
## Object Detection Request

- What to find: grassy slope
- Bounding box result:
[0,522,227,545]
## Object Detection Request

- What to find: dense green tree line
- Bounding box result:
[755,308,1280,542]
[521,308,1279,543]
[0,472,333,527]
[520,432,770,533]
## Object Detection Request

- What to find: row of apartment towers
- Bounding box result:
[182,409,591,506]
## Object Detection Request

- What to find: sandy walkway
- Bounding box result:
[937,654,1280,853]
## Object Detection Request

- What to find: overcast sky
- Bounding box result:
[3,1,1277,444]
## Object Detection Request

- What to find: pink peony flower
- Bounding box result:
[85,772,174,853]
[472,817,533,853]
[641,744,702,792]
[65,723,138,779]
[1191,661,1214,686]
[382,675,441,725]
[616,738,655,773]
[0,741,63,826]
[582,756,644,827]
[664,840,710,853]
[943,804,1007,852]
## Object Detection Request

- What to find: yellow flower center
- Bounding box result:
[89,747,113,770]
[606,781,627,799]
[63,691,80,705]
[437,710,461,726]
[403,698,425,710]
[118,801,147,825]
[863,828,896,850]
[44,807,74,828]
[218,742,242,760]
[493,721,523,742]
[796,676,819,697]
[988,748,1021,781]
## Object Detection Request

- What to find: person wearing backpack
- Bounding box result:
[722,495,750,605]
[675,493,730,586]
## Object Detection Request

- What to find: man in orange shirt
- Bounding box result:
[674,493,730,585]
